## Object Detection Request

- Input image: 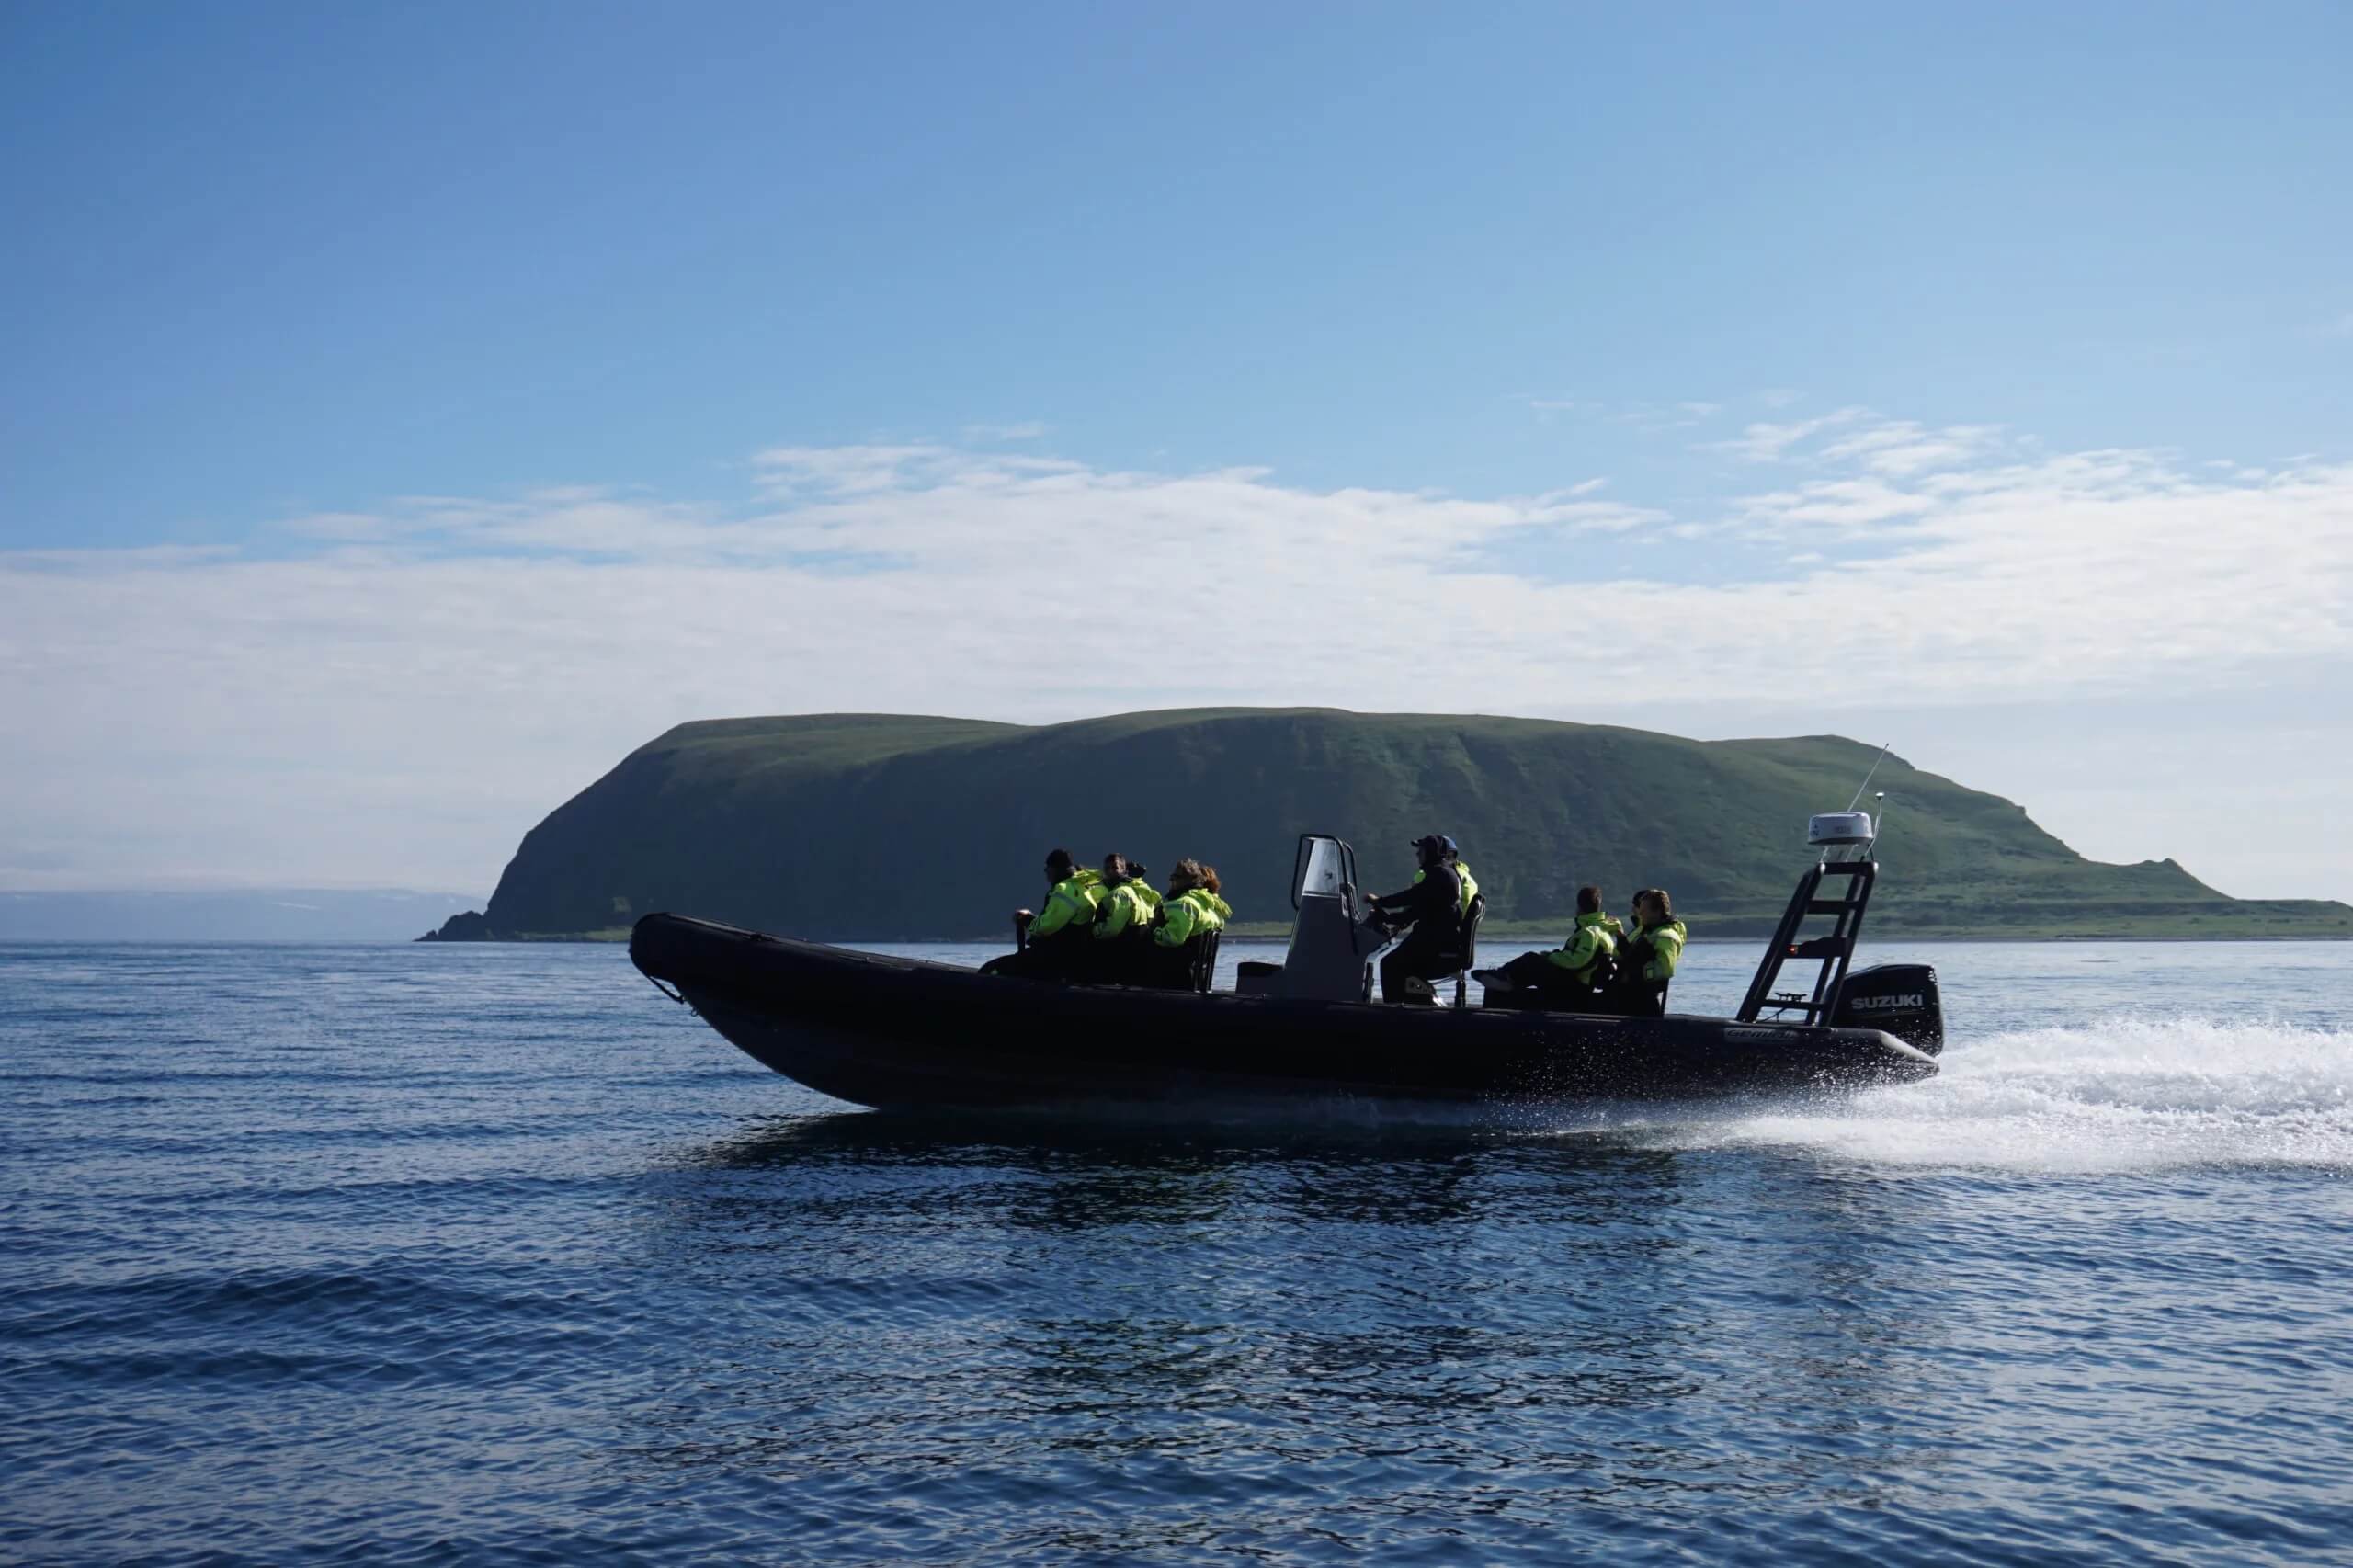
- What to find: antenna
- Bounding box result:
[1847,743,1892,811]
[1871,790,1889,849]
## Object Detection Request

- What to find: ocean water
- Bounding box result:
[4,937,2350,1565]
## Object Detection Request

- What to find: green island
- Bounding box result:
[424,709,2353,944]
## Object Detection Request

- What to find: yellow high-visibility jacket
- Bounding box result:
[1626,916,1688,982]
[1543,912,1623,985]
[1030,869,1104,939]
[1154,889,1233,947]
[1093,879,1159,939]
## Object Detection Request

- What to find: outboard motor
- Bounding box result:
[1831,962,1944,1054]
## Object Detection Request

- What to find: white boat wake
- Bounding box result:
[1642,1013,2353,1172]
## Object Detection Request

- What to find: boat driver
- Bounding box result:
[1367,835,1469,1003]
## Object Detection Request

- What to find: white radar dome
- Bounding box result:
[1808,812,1876,846]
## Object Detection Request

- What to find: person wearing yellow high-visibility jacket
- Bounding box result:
[1610,889,1688,1016]
[1029,855,1104,941]
[1552,904,1622,984]
[1150,860,1232,988]
[1092,855,1161,937]
[1474,886,1622,1003]
[982,847,1103,980]
[1091,854,1162,982]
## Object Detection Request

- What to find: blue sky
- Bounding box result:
[4,4,2349,898]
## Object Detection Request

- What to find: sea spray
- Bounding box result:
[1654,1012,2353,1172]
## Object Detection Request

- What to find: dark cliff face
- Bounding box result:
[416,909,494,942]
[448,707,2324,942]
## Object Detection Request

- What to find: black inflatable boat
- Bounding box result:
[631,816,1943,1111]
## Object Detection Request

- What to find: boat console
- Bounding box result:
[1235,833,1391,1001]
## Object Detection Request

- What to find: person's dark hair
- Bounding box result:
[1168,858,1202,894]
[1650,888,1673,917]
[1199,864,1222,896]
[1045,847,1075,878]
[1577,885,1603,915]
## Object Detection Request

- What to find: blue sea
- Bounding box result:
[5,937,2351,1565]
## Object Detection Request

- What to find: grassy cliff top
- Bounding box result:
[449,708,2350,941]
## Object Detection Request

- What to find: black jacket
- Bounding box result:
[1370,862,1461,929]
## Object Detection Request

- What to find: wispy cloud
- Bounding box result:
[1737,477,1938,529]
[1518,396,1721,431]
[1818,420,2006,476]
[1623,401,1721,434]
[5,419,2349,887]
[1709,410,2006,477]
[1708,407,1869,463]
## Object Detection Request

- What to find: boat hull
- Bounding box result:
[631,915,1938,1111]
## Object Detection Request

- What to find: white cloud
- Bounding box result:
[1739,477,1938,529]
[1818,420,2005,476]
[1714,411,2012,480]
[1709,406,1869,462]
[4,423,2350,890]
[1621,402,1718,433]
[1520,397,1720,431]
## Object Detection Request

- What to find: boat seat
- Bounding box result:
[1188,930,1222,994]
[1425,892,1485,1009]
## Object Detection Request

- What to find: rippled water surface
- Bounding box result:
[6,938,2352,1564]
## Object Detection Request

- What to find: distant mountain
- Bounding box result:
[2,889,484,943]
[432,709,2352,942]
